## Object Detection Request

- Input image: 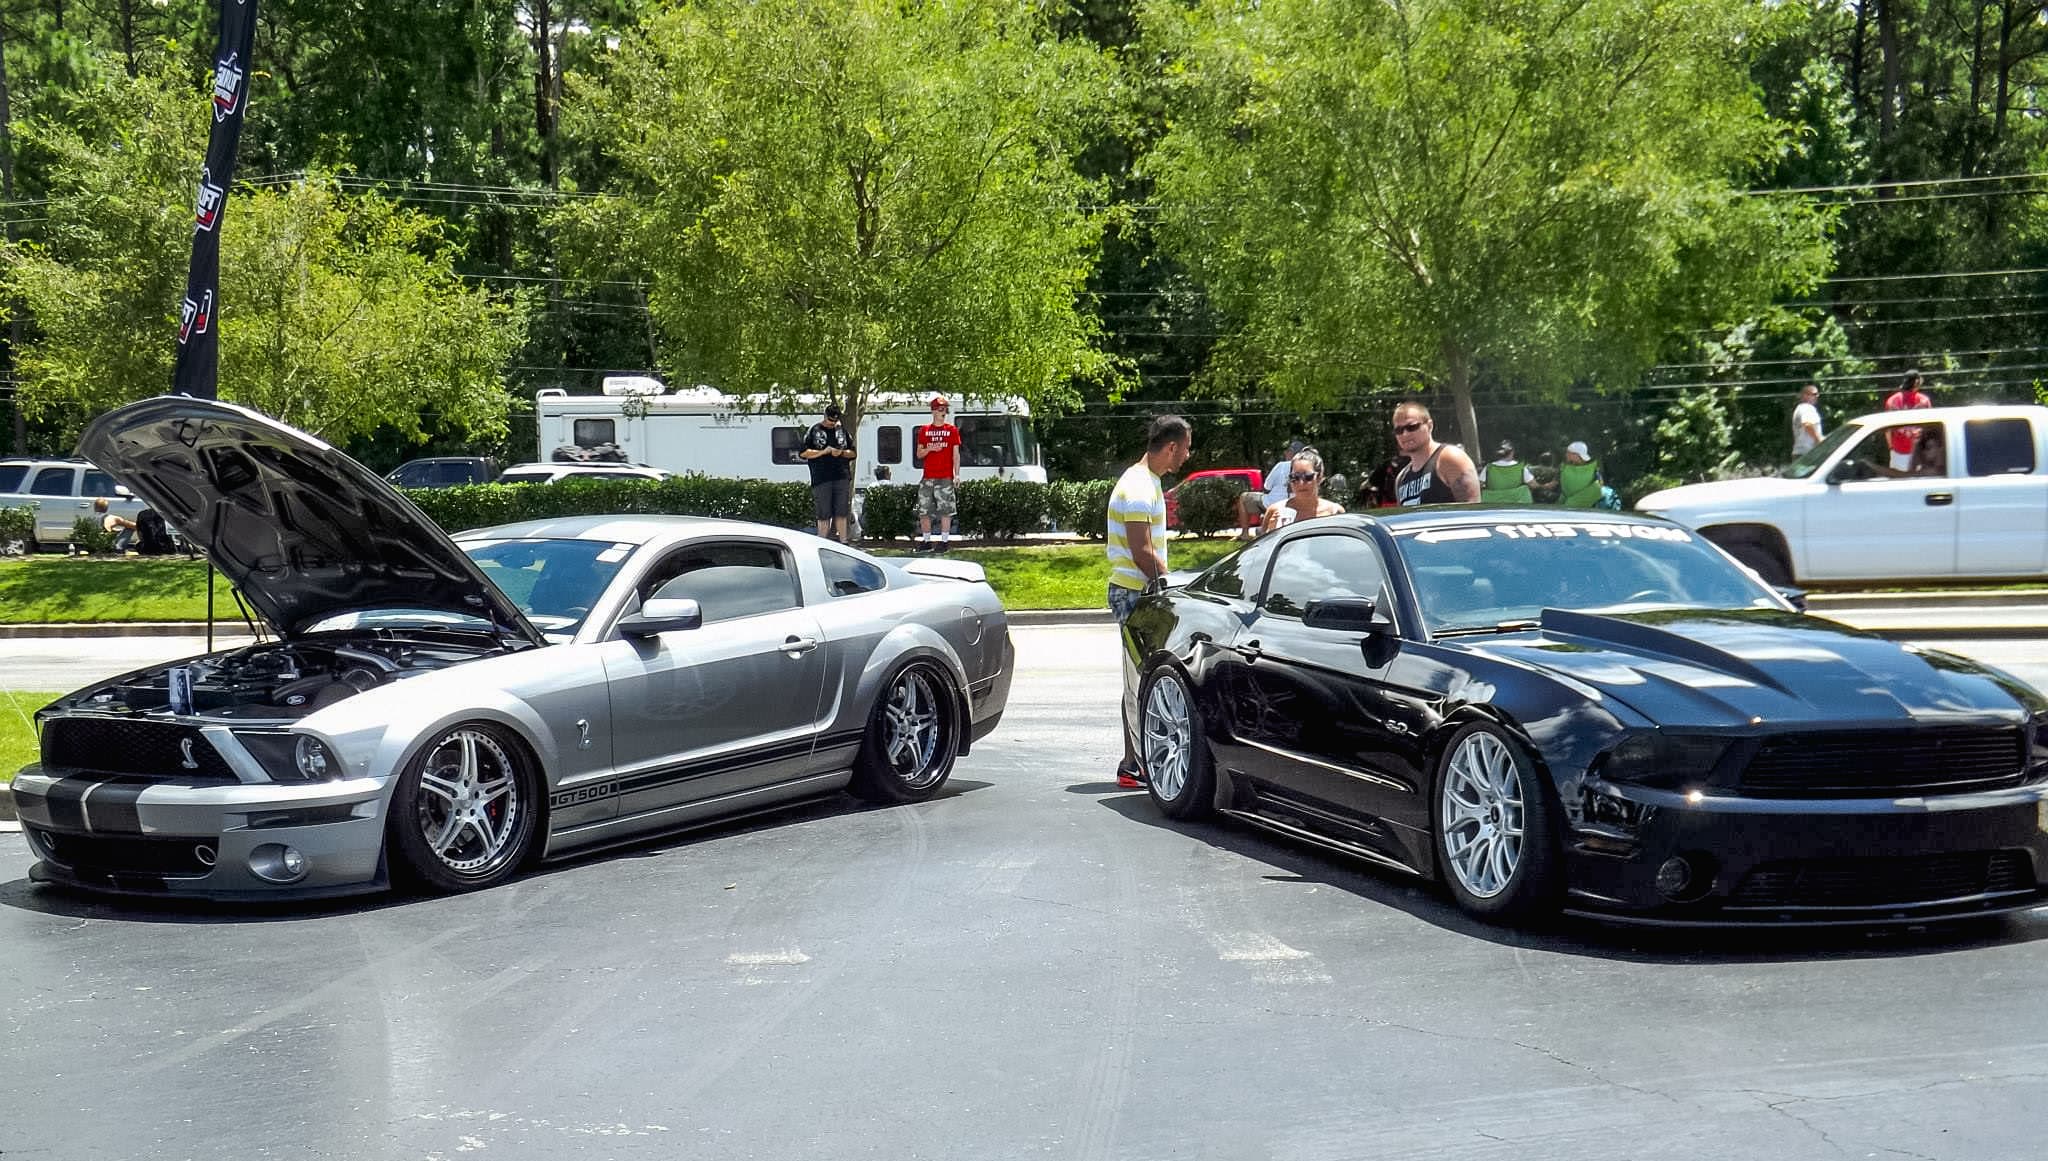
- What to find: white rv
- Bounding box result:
[533,378,1048,486]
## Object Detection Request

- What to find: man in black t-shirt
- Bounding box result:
[800,403,856,542]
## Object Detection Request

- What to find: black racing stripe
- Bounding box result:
[818,729,865,750]
[613,736,821,796]
[41,776,99,831]
[83,781,147,835]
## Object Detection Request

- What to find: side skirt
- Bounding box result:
[1219,807,1426,880]
[542,770,854,858]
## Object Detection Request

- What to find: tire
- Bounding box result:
[1432,721,1561,923]
[848,660,960,804]
[1139,666,1214,820]
[387,722,541,894]
[1715,533,1793,588]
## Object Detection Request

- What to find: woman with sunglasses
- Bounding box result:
[1259,448,1346,534]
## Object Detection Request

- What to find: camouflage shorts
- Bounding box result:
[918,478,958,518]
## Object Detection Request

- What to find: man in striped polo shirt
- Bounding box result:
[1107,413,1193,787]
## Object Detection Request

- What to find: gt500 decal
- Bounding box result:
[550,782,617,808]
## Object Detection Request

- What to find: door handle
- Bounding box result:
[783,635,820,655]
[1240,640,1263,663]
[1924,492,1954,506]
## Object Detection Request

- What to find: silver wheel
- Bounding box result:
[413,728,525,876]
[1142,672,1193,800]
[881,666,947,790]
[1439,730,1526,900]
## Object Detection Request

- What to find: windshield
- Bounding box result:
[1399,520,1780,633]
[1780,424,1858,479]
[463,537,637,633]
[958,414,1040,469]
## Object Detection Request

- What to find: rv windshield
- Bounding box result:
[958,414,1040,469]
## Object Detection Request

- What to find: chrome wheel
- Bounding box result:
[1141,672,1193,800]
[1439,730,1525,900]
[881,667,946,790]
[414,728,524,876]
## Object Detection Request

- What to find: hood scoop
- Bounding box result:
[1538,607,1796,697]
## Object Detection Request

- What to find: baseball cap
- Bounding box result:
[824,403,842,420]
[929,395,949,409]
[1566,440,1590,459]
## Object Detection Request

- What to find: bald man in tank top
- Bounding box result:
[1390,402,1480,506]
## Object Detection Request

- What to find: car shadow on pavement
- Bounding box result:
[0,780,995,924]
[1090,788,2048,965]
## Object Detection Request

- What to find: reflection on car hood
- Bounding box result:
[78,397,544,644]
[1474,607,2031,727]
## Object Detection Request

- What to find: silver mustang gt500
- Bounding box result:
[10,398,1013,899]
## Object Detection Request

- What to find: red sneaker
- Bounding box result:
[1116,769,1146,789]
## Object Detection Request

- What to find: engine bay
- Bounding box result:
[73,634,507,720]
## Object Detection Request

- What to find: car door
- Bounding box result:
[1802,421,1957,579]
[25,465,80,545]
[1954,415,2047,576]
[79,468,141,527]
[1226,531,1413,845]
[597,539,829,822]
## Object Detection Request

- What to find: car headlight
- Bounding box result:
[234,731,345,783]
[1596,732,1734,790]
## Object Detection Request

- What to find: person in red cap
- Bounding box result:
[914,395,962,551]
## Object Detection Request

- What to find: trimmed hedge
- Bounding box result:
[69,515,116,554]
[1175,475,1250,538]
[0,506,31,554]
[399,476,1063,542]
[1047,478,1114,540]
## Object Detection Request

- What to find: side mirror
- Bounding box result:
[618,596,702,637]
[1775,585,1808,613]
[1303,596,1394,634]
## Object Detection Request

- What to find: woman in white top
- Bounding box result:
[1260,449,1346,535]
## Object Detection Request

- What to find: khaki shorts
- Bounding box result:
[919,478,958,518]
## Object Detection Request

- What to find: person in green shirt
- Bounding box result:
[1480,441,1534,505]
[1558,440,1608,508]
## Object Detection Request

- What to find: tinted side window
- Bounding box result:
[390,463,432,487]
[647,542,799,623]
[821,548,887,597]
[29,468,76,496]
[81,470,121,497]
[771,426,805,465]
[1187,537,1278,600]
[1964,419,2037,476]
[573,419,616,448]
[877,426,902,465]
[0,465,25,492]
[1263,534,1391,619]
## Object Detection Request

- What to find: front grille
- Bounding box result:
[30,828,215,878]
[1727,851,2036,910]
[1739,727,2025,797]
[40,717,238,782]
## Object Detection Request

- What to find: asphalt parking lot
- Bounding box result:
[3,625,2046,1160]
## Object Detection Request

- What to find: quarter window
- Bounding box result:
[822,548,887,597]
[1262,534,1391,620]
[646,541,800,623]
[28,468,76,497]
[1963,419,2036,476]
[877,426,902,465]
[81,470,121,497]
[771,426,805,465]
[573,419,616,448]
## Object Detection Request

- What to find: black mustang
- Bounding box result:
[1121,509,2048,926]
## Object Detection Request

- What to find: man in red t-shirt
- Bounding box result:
[1882,369,1933,471]
[914,395,962,552]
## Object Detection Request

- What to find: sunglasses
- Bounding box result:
[1288,471,1319,483]
[1394,420,1428,435]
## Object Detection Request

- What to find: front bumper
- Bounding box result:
[8,765,390,900]
[1566,777,2048,926]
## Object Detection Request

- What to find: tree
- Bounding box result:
[1,66,530,446]
[1141,0,1834,454]
[561,0,1121,435]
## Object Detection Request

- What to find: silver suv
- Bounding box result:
[0,457,145,548]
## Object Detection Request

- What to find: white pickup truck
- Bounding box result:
[1636,403,2048,585]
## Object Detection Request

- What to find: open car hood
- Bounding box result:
[78,397,545,645]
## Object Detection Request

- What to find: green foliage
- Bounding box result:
[1652,388,1744,483]
[1622,472,1684,510]
[1047,479,1115,540]
[68,516,116,555]
[1141,0,1833,452]
[562,0,1123,433]
[1,67,531,448]
[859,485,919,541]
[0,508,34,554]
[954,480,1048,542]
[1174,475,1246,539]
[401,477,817,535]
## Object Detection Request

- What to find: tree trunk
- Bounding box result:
[1445,343,1478,463]
[119,0,138,77]
[1992,0,2015,148]
[532,0,556,191]
[0,11,22,454]
[1850,0,1868,112]
[1877,0,1901,144]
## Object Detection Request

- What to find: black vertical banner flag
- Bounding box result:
[171,0,258,400]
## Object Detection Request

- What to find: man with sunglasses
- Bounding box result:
[1390,402,1480,506]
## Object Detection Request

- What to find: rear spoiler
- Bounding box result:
[898,557,988,585]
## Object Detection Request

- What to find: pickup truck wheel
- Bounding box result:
[1712,533,1792,587]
